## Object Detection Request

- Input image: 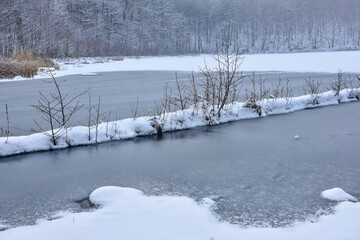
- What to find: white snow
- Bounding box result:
[0,88,359,157]
[80,72,98,76]
[1,51,360,82]
[0,224,8,230]
[321,188,358,202]
[1,186,359,240]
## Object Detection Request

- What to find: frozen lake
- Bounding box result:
[0,101,359,228]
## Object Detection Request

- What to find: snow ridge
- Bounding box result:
[0,88,359,158]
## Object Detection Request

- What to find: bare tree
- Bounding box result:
[32,73,88,145]
[200,37,245,117]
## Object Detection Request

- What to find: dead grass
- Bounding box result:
[0,52,59,79]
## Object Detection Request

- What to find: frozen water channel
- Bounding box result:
[0,100,359,228]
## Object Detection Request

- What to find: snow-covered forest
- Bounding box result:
[1,0,360,57]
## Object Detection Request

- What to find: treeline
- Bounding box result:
[1,0,360,57]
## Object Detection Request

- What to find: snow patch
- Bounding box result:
[321,188,358,202]
[80,72,98,76]
[1,186,360,240]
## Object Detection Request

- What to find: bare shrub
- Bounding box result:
[105,110,111,138]
[328,70,345,97]
[1,104,11,143]
[270,78,283,99]
[303,77,322,105]
[131,98,140,120]
[346,75,360,100]
[189,71,200,106]
[111,113,120,139]
[243,73,270,116]
[284,79,293,108]
[270,78,293,107]
[94,97,102,143]
[86,95,104,143]
[171,73,189,111]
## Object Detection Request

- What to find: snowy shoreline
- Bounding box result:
[0,186,359,240]
[1,50,360,83]
[1,88,359,158]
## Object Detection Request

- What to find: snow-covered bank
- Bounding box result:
[0,88,359,158]
[1,51,360,82]
[1,186,359,240]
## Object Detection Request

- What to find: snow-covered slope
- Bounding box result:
[1,88,359,158]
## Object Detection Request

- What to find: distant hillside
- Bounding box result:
[1,0,359,57]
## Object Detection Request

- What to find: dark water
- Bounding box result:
[1,102,360,228]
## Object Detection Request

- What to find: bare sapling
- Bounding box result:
[243,73,269,116]
[284,79,293,108]
[162,83,173,113]
[131,98,140,120]
[32,92,62,145]
[172,73,188,110]
[87,94,93,141]
[303,77,322,105]
[329,70,345,97]
[105,110,111,138]
[189,71,200,107]
[346,75,360,100]
[110,113,120,139]
[149,101,166,136]
[5,104,10,143]
[45,62,88,129]
[32,69,88,145]
[270,78,283,99]
[94,96,102,143]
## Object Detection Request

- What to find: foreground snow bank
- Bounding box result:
[1,186,360,240]
[321,188,358,202]
[1,51,360,82]
[0,88,359,157]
